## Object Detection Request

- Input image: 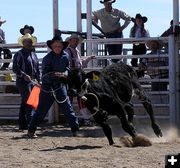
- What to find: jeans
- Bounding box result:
[105,32,123,63]
[16,78,33,130]
[28,84,79,133]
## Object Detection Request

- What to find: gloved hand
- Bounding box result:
[54,70,68,78]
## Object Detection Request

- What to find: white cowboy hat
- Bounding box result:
[65,34,83,44]
[18,33,37,46]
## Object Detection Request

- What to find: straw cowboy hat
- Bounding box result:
[65,34,83,44]
[46,36,68,50]
[0,17,6,24]
[146,40,163,50]
[131,13,148,23]
[20,25,35,35]
[100,0,116,4]
[18,33,37,46]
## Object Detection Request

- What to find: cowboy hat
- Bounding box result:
[131,13,148,23]
[46,36,68,50]
[0,17,6,24]
[146,40,163,50]
[100,0,116,4]
[65,34,83,43]
[20,25,34,35]
[18,33,37,46]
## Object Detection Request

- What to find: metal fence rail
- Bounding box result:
[0,37,179,128]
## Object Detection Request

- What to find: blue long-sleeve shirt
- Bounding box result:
[12,48,40,82]
[41,50,70,90]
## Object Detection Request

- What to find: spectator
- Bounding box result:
[160,20,173,53]
[92,0,131,63]
[65,33,95,125]
[19,25,37,51]
[0,16,12,70]
[20,25,35,35]
[12,33,40,131]
[27,36,80,138]
[130,13,150,67]
[140,40,168,91]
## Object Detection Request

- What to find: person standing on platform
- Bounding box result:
[129,13,150,68]
[92,0,131,63]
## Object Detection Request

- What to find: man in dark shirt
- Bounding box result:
[13,33,40,131]
[27,36,79,137]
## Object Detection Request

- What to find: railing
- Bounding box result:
[0,36,179,128]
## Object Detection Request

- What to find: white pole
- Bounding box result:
[77,0,82,33]
[76,0,82,53]
[86,0,92,56]
[53,0,59,35]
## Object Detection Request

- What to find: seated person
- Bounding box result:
[139,40,168,91]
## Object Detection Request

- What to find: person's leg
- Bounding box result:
[18,103,28,130]
[28,91,54,133]
[106,33,123,63]
[131,44,146,67]
[56,86,79,133]
[16,79,31,130]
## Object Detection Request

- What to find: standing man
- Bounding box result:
[65,34,95,125]
[13,33,40,131]
[27,36,80,137]
[92,0,131,63]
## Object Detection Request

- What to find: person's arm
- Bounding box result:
[118,10,131,32]
[12,52,26,77]
[92,10,100,24]
[81,55,96,68]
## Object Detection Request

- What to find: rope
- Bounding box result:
[30,71,68,104]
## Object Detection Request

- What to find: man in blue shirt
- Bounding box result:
[27,36,79,137]
[13,33,40,131]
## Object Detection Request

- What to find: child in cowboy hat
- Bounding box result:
[129,13,150,68]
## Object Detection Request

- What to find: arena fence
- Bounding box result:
[0,36,179,131]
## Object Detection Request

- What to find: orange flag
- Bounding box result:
[27,85,41,109]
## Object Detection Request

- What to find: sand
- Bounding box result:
[0,123,179,168]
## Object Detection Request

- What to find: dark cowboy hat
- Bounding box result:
[46,36,68,50]
[20,25,34,35]
[100,0,116,4]
[131,13,148,23]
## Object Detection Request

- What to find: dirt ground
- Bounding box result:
[0,122,180,168]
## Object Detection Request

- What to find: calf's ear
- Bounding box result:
[85,71,101,81]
